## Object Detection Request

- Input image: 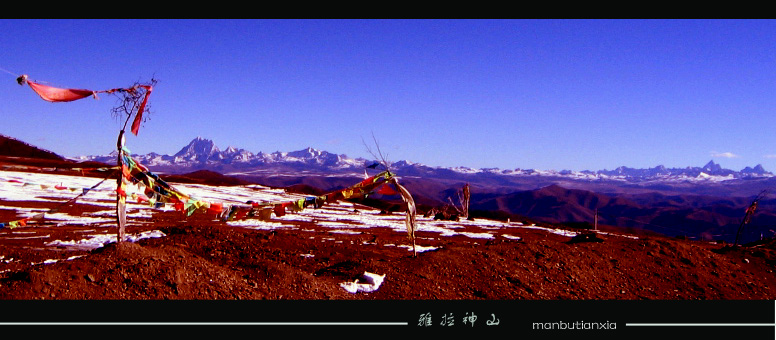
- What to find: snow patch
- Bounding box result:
[339,272,386,293]
[45,230,166,250]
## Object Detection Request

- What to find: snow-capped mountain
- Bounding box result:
[173,136,223,163]
[586,160,771,181]
[74,137,774,197]
[77,137,375,174]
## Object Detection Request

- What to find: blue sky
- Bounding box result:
[2,19,776,172]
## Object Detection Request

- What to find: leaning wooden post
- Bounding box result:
[391,176,417,257]
[116,130,127,243]
[734,190,767,247]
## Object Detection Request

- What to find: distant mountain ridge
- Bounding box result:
[590,160,771,180]
[80,137,369,175]
[76,136,773,183]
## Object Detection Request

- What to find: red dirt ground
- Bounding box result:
[2,205,776,301]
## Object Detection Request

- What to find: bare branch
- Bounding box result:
[110,78,158,131]
[362,132,391,171]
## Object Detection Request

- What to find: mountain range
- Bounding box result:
[4,134,776,245]
[79,136,773,185]
[74,137,775,200]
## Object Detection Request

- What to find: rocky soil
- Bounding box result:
[2,208,776,301]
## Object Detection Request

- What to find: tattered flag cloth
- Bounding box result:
[17,74,153,136]
[131,85,152,136]
[377,183,398,196]
[26,80,96,102]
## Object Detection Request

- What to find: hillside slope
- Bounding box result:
[2,214,776,301]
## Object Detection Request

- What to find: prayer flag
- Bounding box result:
[273,203,286,217]
[18,75,153,135]
[26,80,95,102]
[377,183,398,196]
[258,208,272,221]
[131,86,152,136]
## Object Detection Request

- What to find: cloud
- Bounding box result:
[764,154,776,159]
[710,151,739,158]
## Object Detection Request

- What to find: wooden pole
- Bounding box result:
[734,190,766,247]
[116,130,126,243]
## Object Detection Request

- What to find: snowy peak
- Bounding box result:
[283,147,345,166]
[222,145,253,162]
[286,147,331,162]
[742,164,768,176]
[702,160,723,174]
[173,137,221,162]
[286,147,322,159]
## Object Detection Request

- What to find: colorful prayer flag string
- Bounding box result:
[116,148,416,244]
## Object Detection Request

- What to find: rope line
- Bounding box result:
[1,169,118,227]
[0,66,18,77]
[46,169,118,214]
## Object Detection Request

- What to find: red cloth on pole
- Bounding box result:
[26,81,95,102]
[274,203,287,217]
[131,86,152,136]
[377,183,398,196]
[21,76,152,135]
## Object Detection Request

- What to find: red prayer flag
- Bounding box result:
[19,75,153,135]
[377,183,398,196]
[273,203,286,217]
[359,176,376,187]
[207,202,223,215]
[235,208,248,220]
[26,81,95,102]
[131,86,152,136]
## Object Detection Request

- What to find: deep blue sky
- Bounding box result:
[2,19,776,172]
